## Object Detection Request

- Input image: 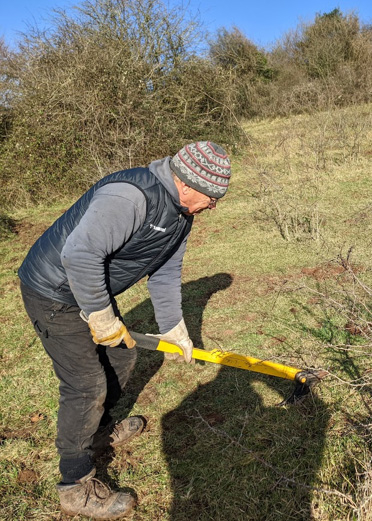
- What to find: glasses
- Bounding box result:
[208,198,217,209]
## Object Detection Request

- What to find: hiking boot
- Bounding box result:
[57,468,135,519]
[92,416,144,451]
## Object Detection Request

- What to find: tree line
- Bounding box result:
[0,1,371,209]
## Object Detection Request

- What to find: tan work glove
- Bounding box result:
[149,319,193,363]
[80,304,136,348]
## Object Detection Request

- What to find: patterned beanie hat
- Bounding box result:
[170,141,231,198]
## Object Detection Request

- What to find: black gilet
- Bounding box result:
[18,167,193,305]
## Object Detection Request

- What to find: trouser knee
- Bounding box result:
[99,346,137,402]
[106,346,137,389]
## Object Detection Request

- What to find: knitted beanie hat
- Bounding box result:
[170,141,231,198]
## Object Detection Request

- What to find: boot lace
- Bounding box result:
[84,477,112,506]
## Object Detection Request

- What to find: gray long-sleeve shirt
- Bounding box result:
[61,157,189,333]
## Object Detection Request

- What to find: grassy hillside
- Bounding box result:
[1,104,372,520]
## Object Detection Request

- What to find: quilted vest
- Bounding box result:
[18,167,193,305]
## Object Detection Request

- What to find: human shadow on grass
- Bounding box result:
[160,310,331,521]
[94,273,234,486]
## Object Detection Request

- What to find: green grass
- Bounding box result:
[1,104,372,520]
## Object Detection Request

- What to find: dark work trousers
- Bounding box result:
[20,282,137,480]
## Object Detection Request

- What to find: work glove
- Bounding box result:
[148,318,193,363]
[80,304,136,348]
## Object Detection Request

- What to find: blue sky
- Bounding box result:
[1,0,372,49]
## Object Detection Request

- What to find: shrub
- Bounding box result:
[0,0,243,208]
[208,27,275,118]
[293,9,360,79]
[267,9,372,115]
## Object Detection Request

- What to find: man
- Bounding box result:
[19,141,231,519]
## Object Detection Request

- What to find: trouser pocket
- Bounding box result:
[33,320,49,338]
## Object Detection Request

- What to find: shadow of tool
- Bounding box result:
[160,277,330,521]
[162,366,330,521]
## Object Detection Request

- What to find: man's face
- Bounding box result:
[180,185,218,216]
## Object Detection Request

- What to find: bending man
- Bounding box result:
[19,141,231,519]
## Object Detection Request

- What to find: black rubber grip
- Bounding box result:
[129,331,160,351]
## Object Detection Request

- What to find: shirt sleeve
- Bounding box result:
[147,234,189,333]
[61,183,147,314]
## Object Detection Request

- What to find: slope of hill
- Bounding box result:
[1,104,371,520]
